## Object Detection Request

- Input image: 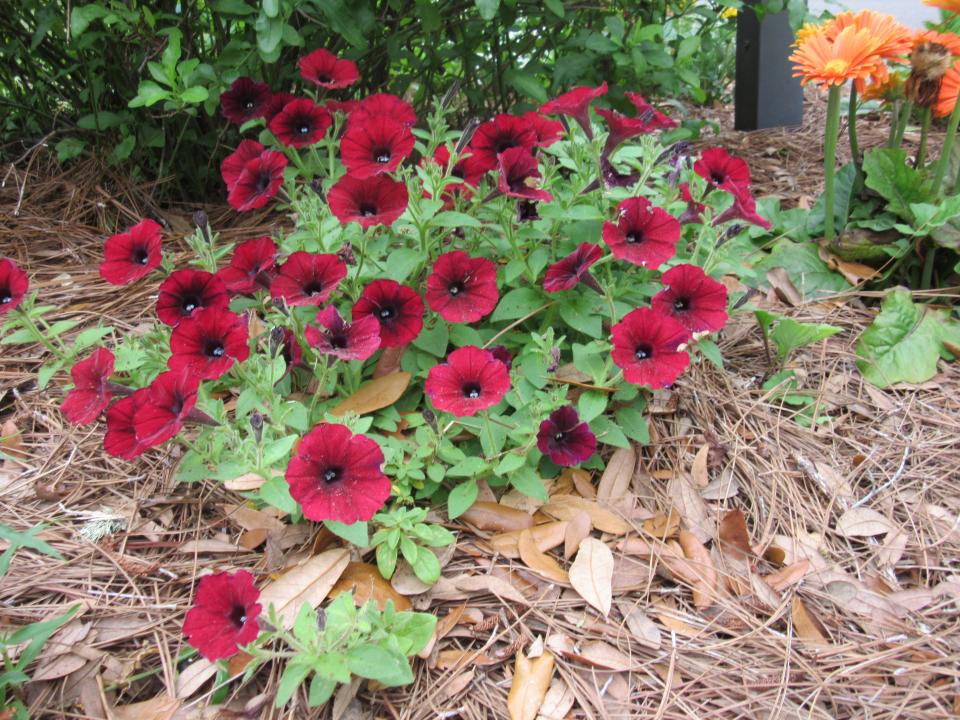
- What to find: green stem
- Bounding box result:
[893,100,913,148]
[921,245,937,290]
[16,309,66,359]
[847,84,861,167]
[916,108,932,168]
[887,100,900,148]
[823,85,843,243]
[933,97,960,195]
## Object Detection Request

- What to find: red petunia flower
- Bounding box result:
[694,148,751,191]
[285,423,391,523]
[425,251,498,323]
[0,258,29,316]
[227,150,288,212]
[611,308,690,388]
[340,115,415,178]
[350,93,417,127]
[424,345,511,417]
[168,307,250,380]
[263,91,297,123]
[304,306,381,361]
[469,114,538,171]
[538,82,608,139]
[624,92,677,131]
[497,147,553,203]
[268,98,332,148]
[217,237,277,295]
[299,48,359,89]
[134,368,200,447]
[489,345,513,370]
[104,389,150,459]
[220,77,273,125]
[536,405,597,466]
[279,327,304,368]
[595,108,669,156]
[353,279,424,347]
[327,174,408,229]
[423,146,486,207]
[221,140,265,190]
[713,181,771,230]
[679,182,706,225]
[269,252,346,307]
[99,219,163,285]
[183,570,262,661]
[602,196,680,269]
[543,243,603,293]
[61,348,115,424]
[326,99,361,118]
[522,112,565,148]
[157,269,229,327]
[652,264,729,336]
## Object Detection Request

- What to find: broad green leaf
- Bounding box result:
[56,137,86,162]
[475,0,500,20]
[614,405,649,444]
[275,660,312,707]
[447,479,478,519]
[387,611,437,654]
[756,239,849,300]
[346,645,413,686]
[179,86,209,104]
[491,288,548,323]
[510,465,548,501]
[210,0,256,14]
[410,547,441,584]
[128,81,171,108]
[262,434,298,466]
[590,415,630,448]
[756,311,841,363]
[505,69,548,103]
[432,211,482,229]
[862,147,931,222]
[807,162,857,234]
[259,475,298,515]
[325,521,368,547]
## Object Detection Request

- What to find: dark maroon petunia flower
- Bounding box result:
[600,155,639,189]
[694,148,751,191]
[424,345,511,417]
[299,48,359,89]
[423,145,486,208]
[425,251,498,323]
[538,82,608,139]
[61,348,115,424]
[327,174,408,229]
[594,108,667,156]
[340,115,415,178]
[713,181,771,230]
[220,77,272,125]
[99,219,163,286]
[221,140,265,190]
[602,196,680,269]
[497,147,553,203]
[304,306,381,361]
[268,98,332,148]
[227,150,288,212]
[0,258,29,316]
[543,243,603,293]
[624,92,677,131]
[350,93,417,127]
[285,423,391,523]
[678,182,707,225]
[488,345,513,370]
[134,368,200,447]
[168,307,250,380]
[326,99,361,118]
[469,114,538,171]
[269,252,347,307]
[157,269,229,327]
[522,112,565,148]
[183,570,262,661]
[279,327,304,368]
[652,264,729,336]
[537,405,597,466]
[611,308,690,388]
[217,237,277,295]
[353,279,423,348]
[104,388,150,459]
[262,91,297,123]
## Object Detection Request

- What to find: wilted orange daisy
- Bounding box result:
[924,0,960,13]
[914,30,960,57]
[935,59,960,117]
[824,11,913,61]
[790,26,884,88]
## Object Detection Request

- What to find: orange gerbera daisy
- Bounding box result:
[914,30,960,56]
[861,73,904,102]
[794,22,821,48]
[924,0,960,13]
[935,59,960,117]
[824,11,914,61]
[790,26,884,89]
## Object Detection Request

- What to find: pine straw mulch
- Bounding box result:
[2,146,960,720]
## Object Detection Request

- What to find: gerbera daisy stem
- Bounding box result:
[823,85,843,242]
[847,84,861,168]
[887,100,900,148]
[933,97,960,194]
[916,108,932,168]
[893,100,913,148]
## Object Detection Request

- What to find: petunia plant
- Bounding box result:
[2,46,776,706]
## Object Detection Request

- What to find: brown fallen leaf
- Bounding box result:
[220,503,285,533]
[110,693,181,720]
[677,530,719,609]
[440,669,475,701]
[461,502,534,532]
[667,476,715,543]
[651,598,704,637]
[518,529,569,584]
[542,495,632,535]
[568,538,613,616]
[818,245,880,284]
[453,574,531,605]
[536,677,575,720]
[618,601,662,649]
[718,509,753,560]
[223,472,266,491]
[507,650,555,720]
[436,649,499,670]
[642,508,680,539]
[258,548,350,627]
[563,511,591,560]
[330,371,411,416]
[791,596,828,644]
[577,640,633,671]
[690,444,710,488]
[175,658,219,698]
[486,521,568,559]
[596,447,635,508]
[328,562,412,611]
[766,267,803,306]
[835,507,893,538]
[763,560,812,592]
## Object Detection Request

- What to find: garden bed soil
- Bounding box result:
[2,113,959,719]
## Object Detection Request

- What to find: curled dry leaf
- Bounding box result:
[667,476,715,543]
[542,495,632,535]
[110,694,182,720]
[330,371,411,416]
[536,677,575,720]
[518,529,569,584]
[677,530,719,609]
[507,650,555,720]
[763,560,813,592]
[563,511,592,560]
[691,444,710,488]
[441,669,475,701]
[791,596,828,644]
[568,537,613,616]
[766,267,803,306]
[577,640,633,671]
[718,509,753,560]
[597,446,635,508]
[618,602,662,649]
[461,501,534,532]
[453,573,531,605]
[258,548,350,628]
[328,562,412,611]
[642,508,680,539]
[486,521,569,559]
[220,503,284,532]
[835,507,894,538]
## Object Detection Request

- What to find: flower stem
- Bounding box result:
[933,98,960,195]
[16,309,66,360]
[887,100,900,147]
[893,100,913,148]
[847,84,861,167]
[916,108,932,168]
[823,85,843,242]
[921,245,937,290]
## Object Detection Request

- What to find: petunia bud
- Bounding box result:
[309,178,325,201]
[271,297,289,317]
[547,347,561,374]
[455,118,480,154]
[250,412,263,443]
[269,326,286,358]
[193,210,211,243]
[422,408,437,431]
[336,243,356,266]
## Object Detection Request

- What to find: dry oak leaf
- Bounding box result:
[763,560,813,592]
[508,650,556,720]
[835,507,894,538]
[691,444,710,488]
[461,501,534,532]
[518,529,569,584]
[568,538,613,616]
[536,677,576,720]
[791,596,828,644]
[666,475,715,543]
[542,495,632,535]
[642,508,680,539]
[486,521,569,559]
[677,530,719,609]
[328,562,412,611]
[617,601,662,649]
[258,548,350,627]
[330,371,410,416]
[452,573,531,605]
[563,511,592,560]
[109,694,181,720]
[718,509,753,560]
[597,446,635,508]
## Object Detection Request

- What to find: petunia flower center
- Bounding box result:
[673,297,689,312]
[316,74,332,83]
[228,603,247,629]
[359,203,377,217]
[322,467,342,483]
[255,172,271,193]
[329,332,348,349]
[462,382,482,399]
[374,148,391,164]
[448,281,464,296]
[634,344,652,360]
[0,288,11,304]
[181,296,200,313]
[133,247,149,265]
[710,172,725,186]
[554,431,565,442]
[625,231,643,244]
[378,305,396,320]
[298,123,311,136]
[205,340,226,358]
[303,281,324,296]
[244,100,255,111]
[495,138,515,153]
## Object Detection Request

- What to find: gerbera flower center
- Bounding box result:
[205,340,226,358]
[322,466,342,483]
[181,296,200,313]
[635,344,653,360]
[448,281,464,296]
[625,231,643,244]
[228,604,247,629]
[359,203,377,217]
[823,58,851,76]
[673,297,690,311]
[378,305,396,320]
[374,148,391,164]
[462,382,482,399]
[133,247,149,265]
